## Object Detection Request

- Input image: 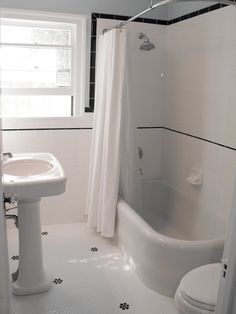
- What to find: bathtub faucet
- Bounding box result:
[138,147,143,159]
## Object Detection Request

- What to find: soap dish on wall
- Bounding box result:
[186,167,203,186]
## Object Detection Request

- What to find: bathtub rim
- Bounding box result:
[117,198,225,249]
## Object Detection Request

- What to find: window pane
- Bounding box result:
[1,23,71,45]
[1,95,72,117]
[0,46,71,88]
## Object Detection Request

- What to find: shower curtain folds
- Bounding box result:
[86,29,127,238]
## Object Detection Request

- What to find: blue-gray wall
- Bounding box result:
[167,1,216,19]
[0,0,217,20]
[0,0,168,19]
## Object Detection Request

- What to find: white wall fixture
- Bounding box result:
[186,167,204,186]
[2,153,66,296]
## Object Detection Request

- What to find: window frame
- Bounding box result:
[0,8,91,129]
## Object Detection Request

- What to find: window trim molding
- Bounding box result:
[0,8,88,126]
[2,115,93,130]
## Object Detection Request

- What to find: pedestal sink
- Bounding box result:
[2,153,66,296]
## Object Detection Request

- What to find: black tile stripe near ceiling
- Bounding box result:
[86,3,233,113]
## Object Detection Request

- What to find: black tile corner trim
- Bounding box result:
[137,126,236,152]
[88,4,229,112]
[87,12,168,112]
[167,3,228,24]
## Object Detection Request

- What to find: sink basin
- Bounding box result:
[3,153,66,199]
[4,158,54,177]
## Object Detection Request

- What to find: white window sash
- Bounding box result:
[0,8,87,121]
[2,87,74,96]
[0,43,72,49]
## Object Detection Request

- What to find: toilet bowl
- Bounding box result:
[175,263,221,314]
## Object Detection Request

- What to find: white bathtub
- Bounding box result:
[117,179,225,297]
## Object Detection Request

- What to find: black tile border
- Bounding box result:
[3,125,236,152]
[137,126,236,152]
[167,3,228,24]
[86,4,232,112]
[86,12,169,112]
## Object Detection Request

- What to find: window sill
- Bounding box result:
[2,114,93,130]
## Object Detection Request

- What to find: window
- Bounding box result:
[0,10,86,118]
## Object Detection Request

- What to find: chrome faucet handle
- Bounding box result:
[138,147,143,159]
[3,152,13,158]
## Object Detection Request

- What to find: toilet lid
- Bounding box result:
[180,263,221,308]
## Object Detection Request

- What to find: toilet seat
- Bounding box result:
[176,286,215,311]
[175,263,221,314]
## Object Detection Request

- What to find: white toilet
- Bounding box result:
[175,263,222,314]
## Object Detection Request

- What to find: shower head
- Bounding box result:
[138,32,155,51]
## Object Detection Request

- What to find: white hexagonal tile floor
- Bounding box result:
[7,223,177,314]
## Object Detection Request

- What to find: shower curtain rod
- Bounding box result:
[103,0,235,33]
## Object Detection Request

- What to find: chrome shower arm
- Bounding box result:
[104,0,236,33]
[177,0,234,5]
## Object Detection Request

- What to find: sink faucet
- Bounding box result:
[3,152,13,159]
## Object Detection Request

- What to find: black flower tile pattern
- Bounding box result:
[41,231,48,236]
[53,278,63,285]
[119,303,130,310]
[90,247,98,252]
[11,255,19,261]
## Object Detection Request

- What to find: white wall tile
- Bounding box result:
[160,7,236,234]
[97,19,166,128]
[136,129,162,179]
[165,7,236,146]
[160,130,236,232]
[3,130,92,226]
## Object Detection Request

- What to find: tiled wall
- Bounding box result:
[165,6,236,147]
[160,130,235,232]
[87,13,168,112]
[95,6,236,230]
[3,130,92,226]
[87,3,231,112]
[161,6,236,228]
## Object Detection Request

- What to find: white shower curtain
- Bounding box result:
[86,28,127,238]
[119,65,141,214]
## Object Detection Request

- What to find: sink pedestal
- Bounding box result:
[12,198,52,296]
[3,153,66,295]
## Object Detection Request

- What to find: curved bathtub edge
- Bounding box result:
[117,198,225,249]
[116,198,225,297]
